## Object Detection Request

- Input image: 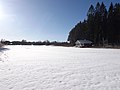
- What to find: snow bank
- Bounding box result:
[0,45,120,90]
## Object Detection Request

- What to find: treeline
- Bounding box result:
[68,2,120,46]
[1,39,69,46]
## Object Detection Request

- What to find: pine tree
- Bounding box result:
[87,5,95,16]
[100,2,107,45]
[94,2,101,45]
[87,5,95,42]
[107,2,114,44]
[67,22,82,45]
[113,3,120,44]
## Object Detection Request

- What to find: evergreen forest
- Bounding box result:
[68,2,120,46]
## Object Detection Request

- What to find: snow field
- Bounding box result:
[0,45,120,90]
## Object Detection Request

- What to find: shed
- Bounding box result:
[75,40,93,47]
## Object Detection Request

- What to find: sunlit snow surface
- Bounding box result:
[0,45,120,90]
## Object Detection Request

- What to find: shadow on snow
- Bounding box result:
[0,48,10,52]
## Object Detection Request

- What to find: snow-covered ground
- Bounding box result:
[0,45,120,90]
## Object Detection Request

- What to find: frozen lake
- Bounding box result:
[0,45,120,90]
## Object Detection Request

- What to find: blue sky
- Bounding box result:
[0,0,120,41]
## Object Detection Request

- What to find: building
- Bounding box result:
[75,40,93,47]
